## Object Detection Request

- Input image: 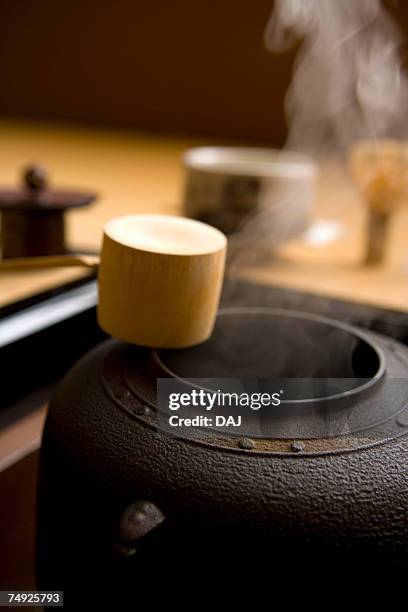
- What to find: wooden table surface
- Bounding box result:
[1,119,408,310]
[1,118,408,468]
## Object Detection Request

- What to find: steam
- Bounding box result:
[218,1,408,438]
[264,0,408,152]
[226,0,408,267]
[223,1,408,388]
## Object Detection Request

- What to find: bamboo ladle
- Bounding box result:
[1,214,227,349]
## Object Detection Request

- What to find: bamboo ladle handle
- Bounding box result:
[0,254,100,270]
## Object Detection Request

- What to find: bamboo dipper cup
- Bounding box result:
[97,214,227,348]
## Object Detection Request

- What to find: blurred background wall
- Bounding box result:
[1,0,407,144]
[0,0,294,143]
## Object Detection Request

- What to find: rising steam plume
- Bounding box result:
[264,0,408,152]
[226,0,408,271]
[222,2,407,424]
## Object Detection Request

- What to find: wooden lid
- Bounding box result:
[0,165,97,211]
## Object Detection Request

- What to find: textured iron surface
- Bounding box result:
[37,310,408,599]
[102,343,408,455]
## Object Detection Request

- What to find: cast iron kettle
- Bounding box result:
[37,306,408,602]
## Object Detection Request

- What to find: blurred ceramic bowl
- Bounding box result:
[182,147,318,247]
